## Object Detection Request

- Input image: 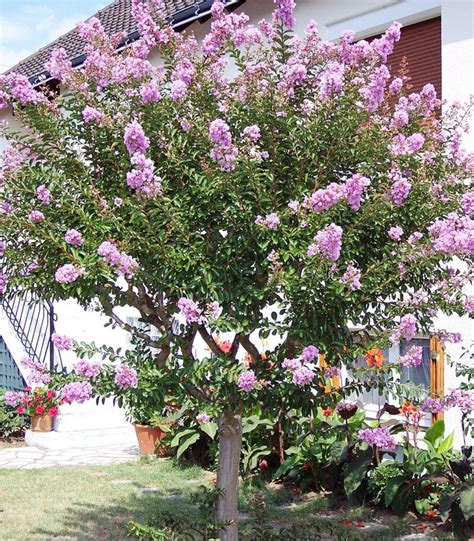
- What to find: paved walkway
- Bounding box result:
[0,445,139,469]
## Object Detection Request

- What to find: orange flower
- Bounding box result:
[365,348,385,368]
[322,406,333,417]
[401,401,424,424]
[424,510,438,519]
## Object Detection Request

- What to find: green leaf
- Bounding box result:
[274,455,300,479]
[424,420,445,447]
[170,428,197,448]
[385,476,407,507]
[459,484,474,520]
[344,455,372,496]
[176,432,201,459]
[200,422,218,440]
[438,432,454,455]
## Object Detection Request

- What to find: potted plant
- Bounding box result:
[134,410,181,456]
[6,387,62,432]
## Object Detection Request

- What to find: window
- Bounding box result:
[400,338,431,390]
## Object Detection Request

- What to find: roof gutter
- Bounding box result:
[29,0,246,87]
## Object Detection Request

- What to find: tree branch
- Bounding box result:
[198,326,223,357]
[240,334,260,363]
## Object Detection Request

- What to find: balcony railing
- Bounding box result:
[1,294,63,372]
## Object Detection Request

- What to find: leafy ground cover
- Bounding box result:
[0,458,463,540]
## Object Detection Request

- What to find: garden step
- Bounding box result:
[25,425,137,450]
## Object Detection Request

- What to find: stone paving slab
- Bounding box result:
[0,445,140,469]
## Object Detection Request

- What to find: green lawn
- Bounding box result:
[0,458,451,540]
[0,458,207,541]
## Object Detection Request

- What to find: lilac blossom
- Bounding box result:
[55,264,82,284]
[421,397,444,414]
[140,80,161,103]
[83,106,105,123]
[323,366,340,379]
[126,153,162,198]
[282,358,302,371]
[0,273,8,294]
[301,345,319,362]
[428,213,474,255]
[255,213,280,230]
[390,133,425,156]
[177,297,203,323]
[238,370,257,392]
[307,223,343,261]
[399,345,423,367]
[64,229,83,247]
[124,120,149,154]
[51,333,74,351]
[388,226,403,241]
[306,183,344,213]
[345,174,370,211]
[29,210,45,223]
[444,389,474,413]
[390,314,418,344]
[209,119,232,147]
[97,241,138,278]
[391,175,412,207]
[62,381,92,404]
[196,413,211,424]
[358,426,396,450]
[273,0,295,28]
[243,125,261,141]
[292,366,315,385]
[73,359,101,378]
[114,364,138,389]
[341,265,362,290]
[461,191,474,215]
[36,185,51,205]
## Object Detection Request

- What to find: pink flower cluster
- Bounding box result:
[307,223,343,261]
[340,265,362,291]
[51,333,74,351]
[55,264,82,284]
[255,213,280,230]
[428,213,474,255]
[238,369,257,392]
[36,185,51,205]
[83,106,105,123]
[97,241,138,278]
[390,314,418,344]
[73,359,101,378]
[282,345,318,386]
[358,426,396,450]
[29,210,45,223]
[444,389,474,414]
[388,226,403,241]
[62,381,92,403]
[389,133,425,156]
[389,170,412,207]
[114,364,138,389]
[196,413,211,424]
[273,0,295,28]
[21,357,51,386]
[126,153,162,198]
[124,120,150,154]
[421,397,443,414]
[209,119,238,172]
[0,273,8,294]
[177,297,204,323]
[399,345,423,367]
[64,229,83,247]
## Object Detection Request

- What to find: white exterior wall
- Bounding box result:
[0,0,472,446]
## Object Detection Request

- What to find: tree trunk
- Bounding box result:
[216,411,243,541]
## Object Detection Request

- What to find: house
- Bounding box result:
[1,0,472,449]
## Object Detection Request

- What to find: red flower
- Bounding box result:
[341,519,352,527]
[35,405,45,415]
[47,390,56,398]
[25,386,32,392]
[354,522,366,528]
[365,348,385,368]
[49,406,59,417]
[322,406,333,417]
[17,405,24,414]
[259,459,268,470]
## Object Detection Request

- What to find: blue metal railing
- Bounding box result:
[1,294,63,372]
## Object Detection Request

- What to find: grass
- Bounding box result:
[0,458,454,540]
[0,458,207,540]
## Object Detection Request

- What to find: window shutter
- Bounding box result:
[369,17,441,99]
[429,336,445,422]
[319,354,340,391]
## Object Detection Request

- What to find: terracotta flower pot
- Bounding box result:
[133,423,171,456]
[31,414,53,432]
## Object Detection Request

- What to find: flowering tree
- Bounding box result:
[1,0,473,537]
